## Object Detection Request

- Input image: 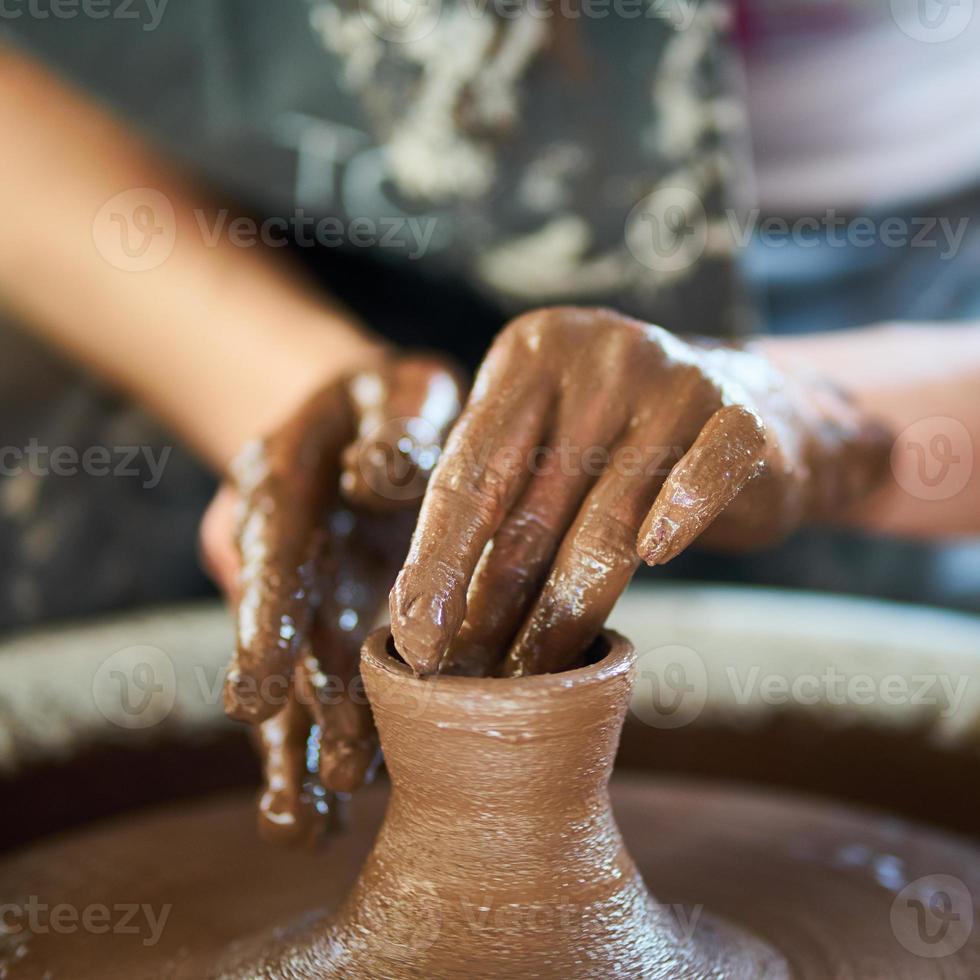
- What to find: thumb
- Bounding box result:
[341,356,465,511]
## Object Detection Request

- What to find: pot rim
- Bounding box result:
[361,626,634,695]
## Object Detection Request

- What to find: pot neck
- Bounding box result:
[360,630,636,822]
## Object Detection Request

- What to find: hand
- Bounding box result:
[390,307,891,678]
[201,352,464,845]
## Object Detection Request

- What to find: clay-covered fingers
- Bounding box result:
[302,558,381,793]
[340,356,465,511]
[441,384,632,677]
[390,342,556,675]
[224,385,355,723]
[304,508,410,792]
[438,481,576,677]
[256,687,331,848]
[502,402,714,676]
[638,405,767,566]
[299,645,377,794]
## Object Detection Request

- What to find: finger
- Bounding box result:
[340,356,465,511]
[298,647,376,795]
[299,648,379,794]
[503,415,704,676]
[442,393,631,677]
[224,385,355,723]
[317,697,378,794]
[256,686,331,848]
[439,478,576,677]
[390,342,555,675]
[304,509,408,790]
[637,405,766,566]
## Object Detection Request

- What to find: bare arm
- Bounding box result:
[758,323,980,538]
[0,46,380,470]
[0,48,469,843]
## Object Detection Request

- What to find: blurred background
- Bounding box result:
[2,0,979,635]
[0,0,978,850]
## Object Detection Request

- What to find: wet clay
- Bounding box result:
[225,353,463,725]
[389,307,891,679]
[220,355,463,843]
[212,628,781,978]
[4,628,970,979]
[217,309,891,849]
[4,781,980,978]
[6,633,978,978]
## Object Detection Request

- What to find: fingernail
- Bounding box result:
[390,560,468,675]
[638,515,678,566]
[393,613,446,676]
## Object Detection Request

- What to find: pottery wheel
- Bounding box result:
[2,776,979,979]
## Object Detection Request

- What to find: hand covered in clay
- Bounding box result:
[201,353,464,845]
[391,307,891,678]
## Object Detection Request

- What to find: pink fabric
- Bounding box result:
[733,0,869,49]
[741,3,980,210]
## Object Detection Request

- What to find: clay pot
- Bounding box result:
[230,627,780,978]
[9,608,980,977]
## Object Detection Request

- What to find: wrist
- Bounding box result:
[747,332,895,522]
[200,308,388,472]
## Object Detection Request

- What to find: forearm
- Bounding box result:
[757,323,980,538]
[0,47,380,471]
